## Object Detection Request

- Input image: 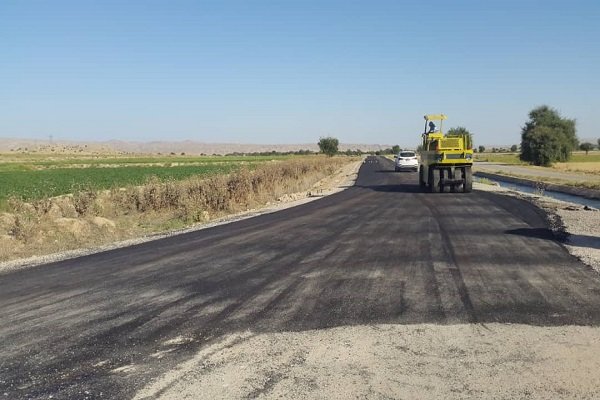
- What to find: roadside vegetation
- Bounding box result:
[552,152,600,175]
[474,152,524,164]
[475,177,497,186]
[0,154,331,209]
[476,106,600,174]
[580,142,595,155]
[520,105,578,166]
[0,163,242,209]
[317,137,339,156]
[475,151,600,173]
[474,103,598,177]
[0,153,355,262]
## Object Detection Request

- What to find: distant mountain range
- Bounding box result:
[0,138,395,155]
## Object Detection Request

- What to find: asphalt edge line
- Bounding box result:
[473,181,600,274]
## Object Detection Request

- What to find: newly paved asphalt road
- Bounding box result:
[2,156,600,399]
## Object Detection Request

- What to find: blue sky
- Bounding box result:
[1,0,599,147]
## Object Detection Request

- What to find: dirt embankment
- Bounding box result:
[0,157,362,270]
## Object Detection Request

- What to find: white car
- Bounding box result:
[394,151,418,172]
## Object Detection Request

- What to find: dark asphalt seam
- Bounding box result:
[419,227,446,323]
[421,196,479,324]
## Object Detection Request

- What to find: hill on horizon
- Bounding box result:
[0,137,400,155]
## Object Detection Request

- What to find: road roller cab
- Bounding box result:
[418,114,473,193]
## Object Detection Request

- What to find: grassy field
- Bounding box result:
[0,154,291,171]
[475,150,600,167]
[553,162,600,174]
[0,153,294,208]
[474,153,524,164]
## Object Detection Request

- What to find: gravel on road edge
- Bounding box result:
[473,181,600,274]
[134,323,600,400]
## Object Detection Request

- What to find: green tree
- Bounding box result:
[318,136,339,157]
[447,126,473,150]
[580,142,594,155]
[392,145,401,154]
[520,105,577,166]
[447,126,471,136]
[478,145,485,153]
[522,125,563,166]
[597,138,600,149]
[510,144,518,152]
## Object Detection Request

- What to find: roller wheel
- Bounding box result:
[419,167,426,188]
[429,168,440,193]
[463,167,473,193]
[441,169,451,193]
[455,168,464,192]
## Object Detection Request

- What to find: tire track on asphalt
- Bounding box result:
[420,195,479,323]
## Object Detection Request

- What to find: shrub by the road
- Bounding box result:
[520,105,578,166]
[318,137,339,157]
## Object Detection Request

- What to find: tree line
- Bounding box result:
[320,106,598,166]
[318,137,407,157]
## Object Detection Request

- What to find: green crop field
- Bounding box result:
[474,153,524,164]
[475,151,600,164]
[569,152,600,162]
[0,153,297,208]
[0,154,292,171]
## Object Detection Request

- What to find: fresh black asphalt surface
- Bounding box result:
[2,156,600,399]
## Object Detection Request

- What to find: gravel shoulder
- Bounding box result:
[473,181,600,274]
[135,323,600,400]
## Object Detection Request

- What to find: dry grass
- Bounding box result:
[0,157,352,262]
[552,162,600,175]
[489,170,600,190]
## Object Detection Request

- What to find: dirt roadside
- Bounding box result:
[135,323,600,400]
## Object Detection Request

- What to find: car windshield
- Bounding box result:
[400,152,415,157]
